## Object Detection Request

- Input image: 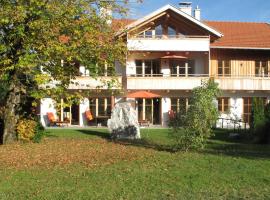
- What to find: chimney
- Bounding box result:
[194,5,201,20]
[179,2,192,16]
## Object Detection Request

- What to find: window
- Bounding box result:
[145,99,152,122]
[171,98,189,113]
[135,59,161,77]
[170,60,194,77]
[137,99,143,121]
[188,60,195,75]
[168,26,176,38]
[243,97,267,124]
[89,98,96,117]
[218,60,231,77]
[155,25,163,38]
[145,30,153,38]
[243,97,252,124]
[136,29,153,38]
[255,60,268,77]
[89,97,112,117]
[135,60,143,76]
[218,97,229,112]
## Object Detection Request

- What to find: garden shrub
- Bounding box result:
[169,79,220,151]
[17,118,45,143]
[252,102,270,144]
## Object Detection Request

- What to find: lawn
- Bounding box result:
[0,128,270,199]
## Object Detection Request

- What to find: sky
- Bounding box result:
[126,0,270,22]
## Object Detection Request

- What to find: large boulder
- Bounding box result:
[107,102,140,139]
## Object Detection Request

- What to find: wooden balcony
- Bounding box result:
[126,75,270,91]
[216,76,270,91]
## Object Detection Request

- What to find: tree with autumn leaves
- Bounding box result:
[0,0,140,144]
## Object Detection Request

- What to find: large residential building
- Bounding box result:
[40,3,270,128]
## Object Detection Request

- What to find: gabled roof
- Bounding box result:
[117,4,223,38]
[205,21,270,49]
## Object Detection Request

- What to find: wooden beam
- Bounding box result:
[128,12,167,34]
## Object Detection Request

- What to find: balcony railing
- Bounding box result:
[126,74,270,91]
[133,34,210,39]
[69,76,122,90]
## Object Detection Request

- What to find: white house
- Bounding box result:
[40,2,270,128]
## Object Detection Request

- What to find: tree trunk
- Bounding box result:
[2,81,22,144]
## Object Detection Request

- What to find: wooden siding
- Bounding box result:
[210,49,270,77]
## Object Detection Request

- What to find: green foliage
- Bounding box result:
[169,79,221,151]
[251,97,266,142]
[32,120,45,143]
[0,0,140,142]
[251,100,270,144]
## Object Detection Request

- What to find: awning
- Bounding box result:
[126,91,161,98]
[161,55,188,59]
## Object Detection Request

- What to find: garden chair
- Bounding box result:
[85,110,94,121]
[47,112,57,126]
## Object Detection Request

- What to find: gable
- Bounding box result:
[117,4,223,38]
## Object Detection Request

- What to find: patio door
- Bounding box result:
[71,104,80,125]
[136,98,161,125]
[153,98,161,124]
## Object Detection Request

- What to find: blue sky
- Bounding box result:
[126,0,270,22]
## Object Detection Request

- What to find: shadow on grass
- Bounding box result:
[76,128,270,159]
[77,129,176,152]
[205,129,270,159]
[113,138,177,153]
[77,129,110,139]
[203,141,270,159]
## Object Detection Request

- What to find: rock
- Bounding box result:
[107,102,140,139]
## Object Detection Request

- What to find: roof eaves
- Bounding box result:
[117,4,223,38]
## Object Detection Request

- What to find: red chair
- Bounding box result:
[85,110,94,121]
[47,112,57,126]
[168,110,175,120]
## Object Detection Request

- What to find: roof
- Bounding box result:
[126,91,161,98]
[113,18,270,49]
[112,19,135,31]
[205,21,270,49]
[116,4,223,38]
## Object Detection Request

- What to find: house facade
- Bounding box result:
[40,3,270,128]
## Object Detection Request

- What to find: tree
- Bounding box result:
[169,79,220,151]
[0,0,139,143]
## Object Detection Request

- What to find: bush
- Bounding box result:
[250,98,270,144]
[16,118,45,143]
[169,79,220,151]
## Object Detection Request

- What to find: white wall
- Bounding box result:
[161,59,170,76]
[216,97,246,129]
[79,98,90,126]
[40,98,57,127]
[161,97,171,126]
[127,38,210,52]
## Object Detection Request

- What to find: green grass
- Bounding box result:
[0,128,270,199]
